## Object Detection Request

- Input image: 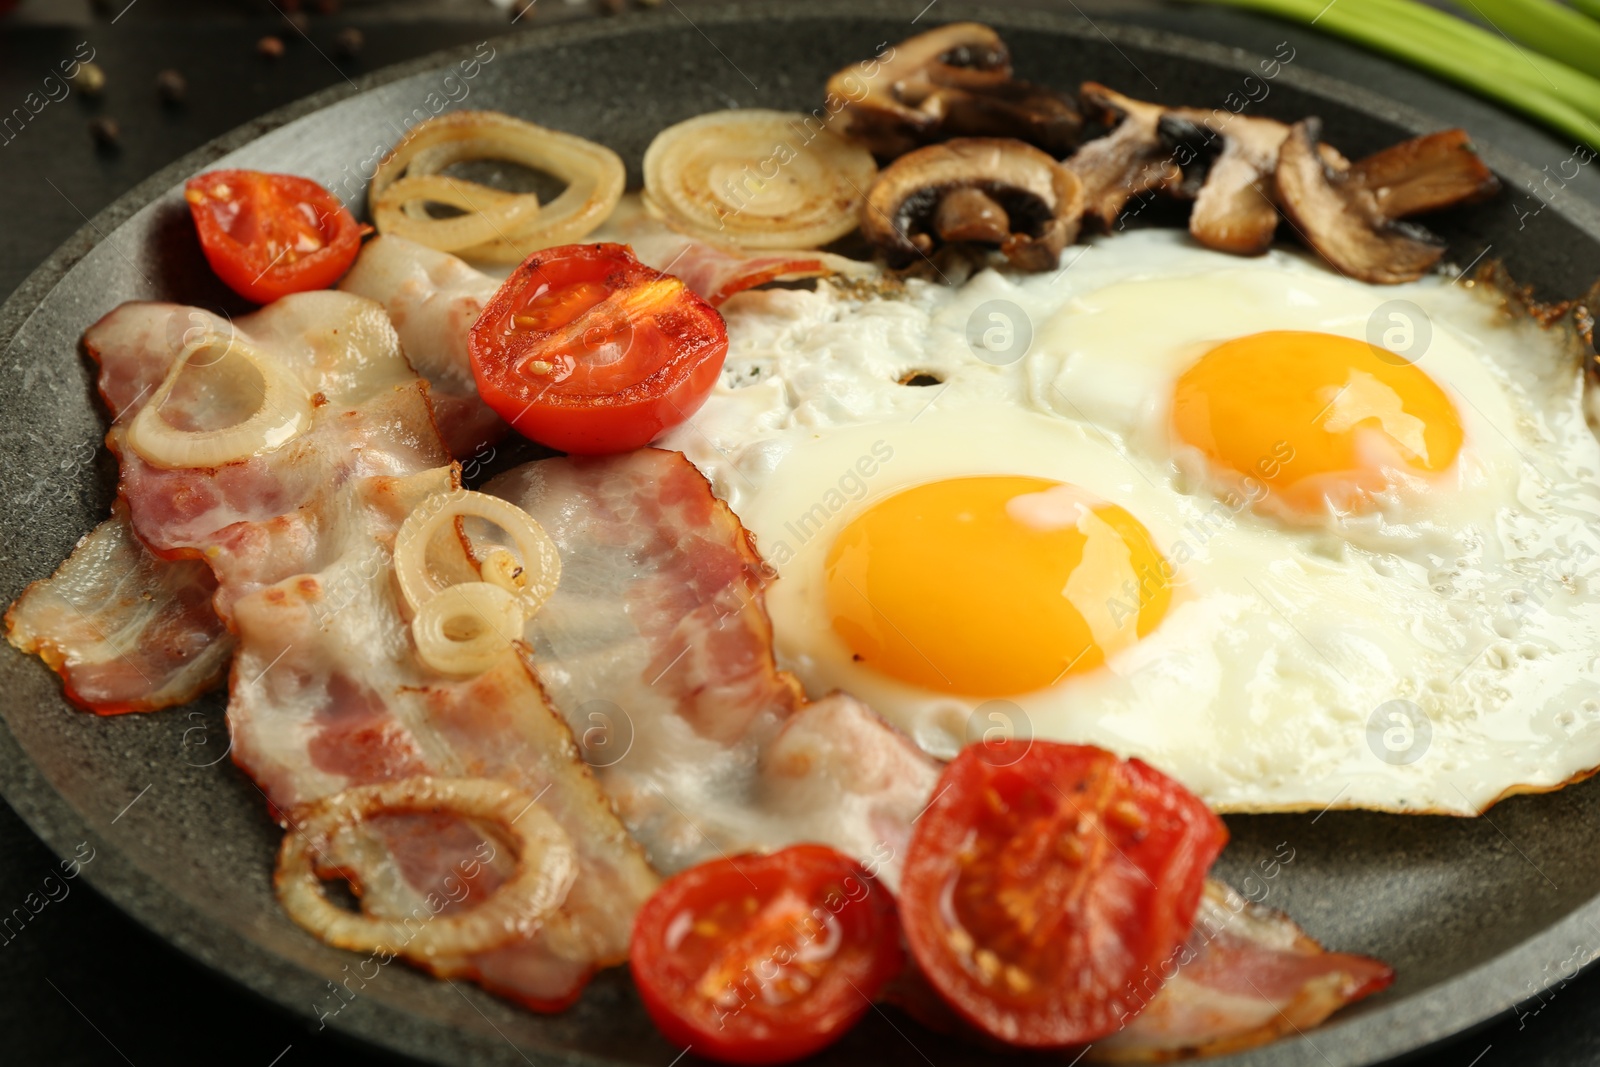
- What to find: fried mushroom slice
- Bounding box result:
[921,79,1081,156]
[830,22,1011,157]
[1347,127,1501,219]
[862,137,1084,271]
[829,23,1078,158]
[1275,118,1446,284]
[1068,83,1182,229]
[1160,110,1290,256]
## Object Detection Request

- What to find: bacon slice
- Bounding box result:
[486,449,934,886]
[886,877,1391,1060]
[595,195,876,306]
[338,234,507,461]
[5,501,233,713]
[1091,880,1394,1061]
[636,233,863,307]
[81,291,657,1010]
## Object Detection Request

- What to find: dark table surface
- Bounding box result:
[4,1,1600,1064]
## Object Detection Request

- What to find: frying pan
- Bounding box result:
[3,3,1599,1064]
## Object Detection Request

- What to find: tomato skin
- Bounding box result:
[900,741,1227,1048]
[184,169,362,304]
[468,243,728,455]
[629,845,903,1065]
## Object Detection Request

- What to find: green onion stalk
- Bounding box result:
[1190,0,1600,149]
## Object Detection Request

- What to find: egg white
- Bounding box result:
[660,230,1600,815]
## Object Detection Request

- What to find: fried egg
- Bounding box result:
[659,230,1600,815]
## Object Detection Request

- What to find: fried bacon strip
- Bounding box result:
[887,878,1392,1060]
[594,194,875,306]
[486,449,936,886]
[338,234,507,460]
[5,500,233,714]
[1092,881,1393,1061]
[79,291,656,1009]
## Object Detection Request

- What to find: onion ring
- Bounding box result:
[372,174,542,255]
[275,776,575,959]
[126,332,311,470]
[643,108,877,250]
[393,489,561,618]
[370,110,624,263]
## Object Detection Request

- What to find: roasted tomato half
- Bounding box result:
[184,169,362,304]
[629,844,903,1065]
[899,741,1227,1047]
[468,242,728,455]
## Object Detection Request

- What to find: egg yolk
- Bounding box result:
[1171,330,1463,515]
[824,476,1172,696]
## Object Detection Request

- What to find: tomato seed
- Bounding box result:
[1055,835,1086,863]
[1108,800,1147,831]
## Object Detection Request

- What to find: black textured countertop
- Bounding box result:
[3,1,1600,1064]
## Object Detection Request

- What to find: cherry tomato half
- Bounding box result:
[629,844,903,1065]
[900,741,1227,1048]
[467,243,728,455]
[184,169,362,304]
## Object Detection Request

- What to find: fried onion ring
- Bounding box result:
[370,110,624,263]
[372,174,542,255]
[275,776,576,959]
[643,108,877,250]
[393,488,561,618]
[126,332,311,470]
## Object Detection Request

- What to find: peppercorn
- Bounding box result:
[72,62,107,98]
[334,27,364,59]
[155,69,187,105]
[89,116,120,149]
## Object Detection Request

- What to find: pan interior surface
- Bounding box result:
[2,5,1598,1066]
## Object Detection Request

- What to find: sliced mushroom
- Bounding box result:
[1068,83,1182,230]
[829,23,1079,158]
[829,23,1010,156]
[1275,118,1445,284]
[1347,128,1501,219]
[862,137,1084,272]
[1160,110,1290,256]
[921,80,1080,156]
